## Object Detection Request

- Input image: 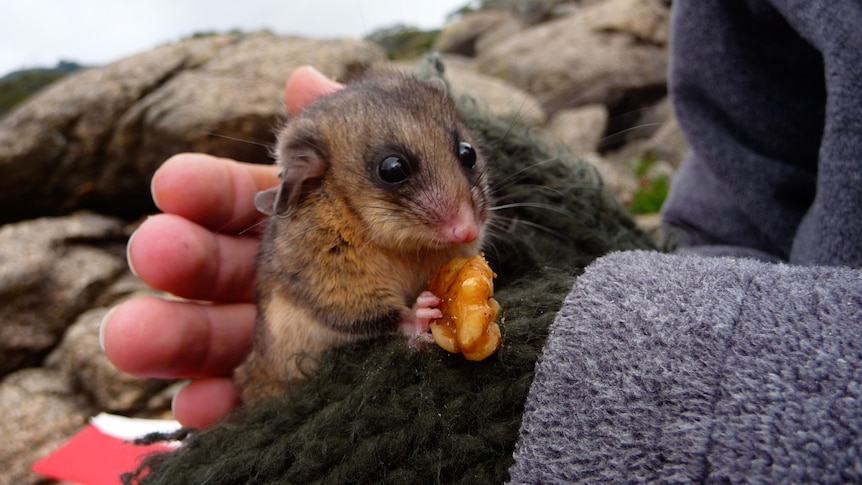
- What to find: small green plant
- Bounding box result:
[0,68,72,116]
[629,152,671,215]
[365,24,440,60]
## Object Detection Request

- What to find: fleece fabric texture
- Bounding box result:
[661,0,862,266]
[510,251,862,483]
[125,65,655,484]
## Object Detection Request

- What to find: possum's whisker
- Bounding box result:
[491,156,566,188]
[492,181,606,202]
[236,217,270,237]
[207,132,273,149]
[491,215,574,243]
[489,158,598,195]
[480,112,529,164]
[479,234,506,259]
[493,184,567,200]
[489,202,575,218]
[505,94,539,129]
[597,122,663,148]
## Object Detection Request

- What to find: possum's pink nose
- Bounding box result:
[449,224,478,244]
[444,201,479,244]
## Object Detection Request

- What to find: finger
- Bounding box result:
[284,65,343,116]
[128,214,258,302]
[102,296,255,379]
[152,153,279,233]
[172,378,241,428]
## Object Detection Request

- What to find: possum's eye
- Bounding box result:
[458,142,477,171]
[378,155,412,184]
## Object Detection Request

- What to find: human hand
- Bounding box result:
[100,66,342,428]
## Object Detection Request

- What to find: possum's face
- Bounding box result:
[275,75,492,253]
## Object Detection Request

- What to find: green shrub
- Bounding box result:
[365,24,440,60]
[0,62,82,117]
[629,153,671,215]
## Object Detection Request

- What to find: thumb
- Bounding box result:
[284,65,343,116]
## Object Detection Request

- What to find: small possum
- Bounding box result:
[235,73,492,403]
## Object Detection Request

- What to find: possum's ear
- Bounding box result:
[255,129,329,216]
[254,186,280,216]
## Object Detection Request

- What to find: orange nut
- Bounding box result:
[427,253,501,361]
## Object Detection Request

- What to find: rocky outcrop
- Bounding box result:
[0,214,128,375]
[0,1,684,482]
[476,0,670,114]
[0,213,171,484]
[397,54,548,126]
[0,31,389,223]
[433,10,526,57]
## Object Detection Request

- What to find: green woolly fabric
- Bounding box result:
[125,61,655,485]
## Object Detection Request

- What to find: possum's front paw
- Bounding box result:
[400,291,442,344]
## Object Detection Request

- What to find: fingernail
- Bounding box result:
[99,306,118,352]
[126,226,140,277]
[151,166,165,211]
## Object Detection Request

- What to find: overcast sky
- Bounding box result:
[0,0,470,76]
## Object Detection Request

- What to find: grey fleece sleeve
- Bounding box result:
[661,0,862,267]
[509,251,862,483]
